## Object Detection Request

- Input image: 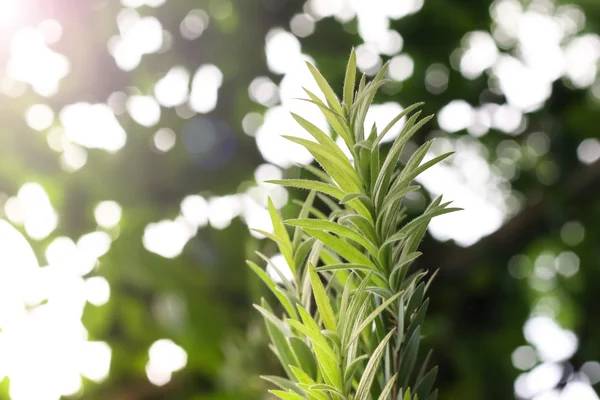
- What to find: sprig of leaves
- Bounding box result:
[249,49,460,400]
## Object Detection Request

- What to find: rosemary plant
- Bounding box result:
[248,50,459,400]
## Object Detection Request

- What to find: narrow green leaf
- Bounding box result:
[289,337,318,380]
[292,190,316,250]
[373,102,424,147]
[286,218,378,256]
[415,366,438,400]
[308,263,337,332]
[268,179,344,200]
[346,292,402,350]
[268,198,295,276]
[303,88,354,149]
[270,390,306,400]
[283,136,362,192]
[398,326,421,387]
[306,61,344,115]
[305,228,375,268]
[247,261,298,320]
[378,374,398,400]
[355,330,395,400]
[343,48,357,110]
[291,113,350,163]
[261,376,302,394]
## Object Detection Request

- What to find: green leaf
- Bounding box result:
[256,251,295,293]
[259,300,299,378]
[303,88,354,150]
[306,61,344,115]
[247,261,297,320]
[308,263,337,333]
[373,102,424,147]
[339,214,379,245]
[292,190,316,250]
[268,198,295,277]
[340,192,369,204]
[398,326,421,387]
[374,113,434,207]
[343,48,357,111]
[291,113,350,163]
[304,228,375,268]
[293,237,316,272]
[344,354,369,383]
[346,292,402,350]
[289,337,318,380]
[285,218,378,256]
[355,330,395,400]
[261,376,302,394]
[378,374,398,400]
[268,179,344,200]
[415,366,438,400]
[270,390,306,400]
[283,136,362,193]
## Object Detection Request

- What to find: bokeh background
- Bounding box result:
[1,0,600,399]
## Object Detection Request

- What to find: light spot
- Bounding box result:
[249,76,279,106]
[265,29,302,75]
[189,64,223,113]
[180,9,209,40]
[492,104,523,134]
[154,66,190,108]
[493,55,552,112]
[207,196,240,230]
[364,102,405,143]
[143,218,194,258]
[576,138,600,165]
[60,103,127,153]
[388,54,414,82]
[84,277,111,307]
[111,15,163,71]
[242,112,262,136]
[77,231,112,259]
[266,254,294,284]
[460,31,499,79]
[37,19,63,44]
[564,34,600,88]
[180,195,209,228]
[355,44,381,74]
[512,345,538,371]
[438,100,474,133]
[17,183,58,240]
[94,201,122,229]
[424,64,448,94]
[560,221,585,246]
[515,363,563,398]
[79,341,111,382]
[146,339,187,386]
[45,236,96,276]
[127,95,161,127]
[25,104,54,131]
[555,251,580,278]
[290,14,315,38]
[561,381,599,400]
[581,361,600,385]
[60,142,88,172]
[524,316,578,363]
[153,128,176,152]
[254,163,283,185]
[7,27,70,96]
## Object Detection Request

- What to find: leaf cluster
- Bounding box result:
[249,50,460,400]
